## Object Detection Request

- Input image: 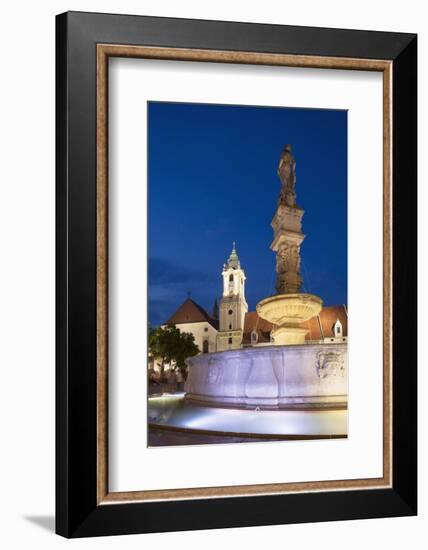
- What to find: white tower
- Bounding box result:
[217,243,248,351]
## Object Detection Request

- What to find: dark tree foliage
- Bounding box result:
[148,324,200,376]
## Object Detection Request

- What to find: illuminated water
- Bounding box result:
[148,393,347,437]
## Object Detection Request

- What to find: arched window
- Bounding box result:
[203,340,209,354]
[229,274,233,282]
[229,323,232,330]
[251,330,258,345]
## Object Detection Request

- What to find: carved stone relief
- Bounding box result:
[316,351,345,379]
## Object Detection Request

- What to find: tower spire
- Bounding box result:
[227,241,240,269]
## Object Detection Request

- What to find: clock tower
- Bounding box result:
[217,243,248,351]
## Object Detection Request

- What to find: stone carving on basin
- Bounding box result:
[316,350,346,379]
[185,344,347,410]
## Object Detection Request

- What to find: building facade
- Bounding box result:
[164,298,219,354]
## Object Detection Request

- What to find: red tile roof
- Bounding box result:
[243,305,348,342]
[165,298,218,328]
[303,305,348,340]
[243,311,275,344]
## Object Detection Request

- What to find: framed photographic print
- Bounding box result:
[56,11,417,538]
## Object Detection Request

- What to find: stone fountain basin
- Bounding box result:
[256,293,323,325]
[185,343,347,410]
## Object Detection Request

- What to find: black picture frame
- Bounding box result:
[56,11,417,538]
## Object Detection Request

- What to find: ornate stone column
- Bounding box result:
[271,204,304,294]
[257,145,322,345]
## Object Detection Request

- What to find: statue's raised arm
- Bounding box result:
[277,144,297,207]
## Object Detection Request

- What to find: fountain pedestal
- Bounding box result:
[257,293,323,345]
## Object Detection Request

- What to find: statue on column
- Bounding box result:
[277,144,297,207]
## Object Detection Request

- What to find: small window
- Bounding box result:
[228,337,233,345]
[203,340,209,353]
[334,319,343,337]
[251,330,258,344]
[229,274,233,282]
[204,327,208,332]
[229,323,232,330]
[228,309,233,315]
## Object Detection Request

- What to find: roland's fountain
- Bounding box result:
[149,145,347,440]
[256,147,324,346]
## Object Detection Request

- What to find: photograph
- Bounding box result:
[147,100,348,446]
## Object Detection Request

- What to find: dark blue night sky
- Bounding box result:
[148,101,347,327]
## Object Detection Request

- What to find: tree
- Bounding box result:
[148,325,200,378]
[173,331,200,376]
[148,325,160,371]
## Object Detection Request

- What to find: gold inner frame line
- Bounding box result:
[96,43,393,505]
